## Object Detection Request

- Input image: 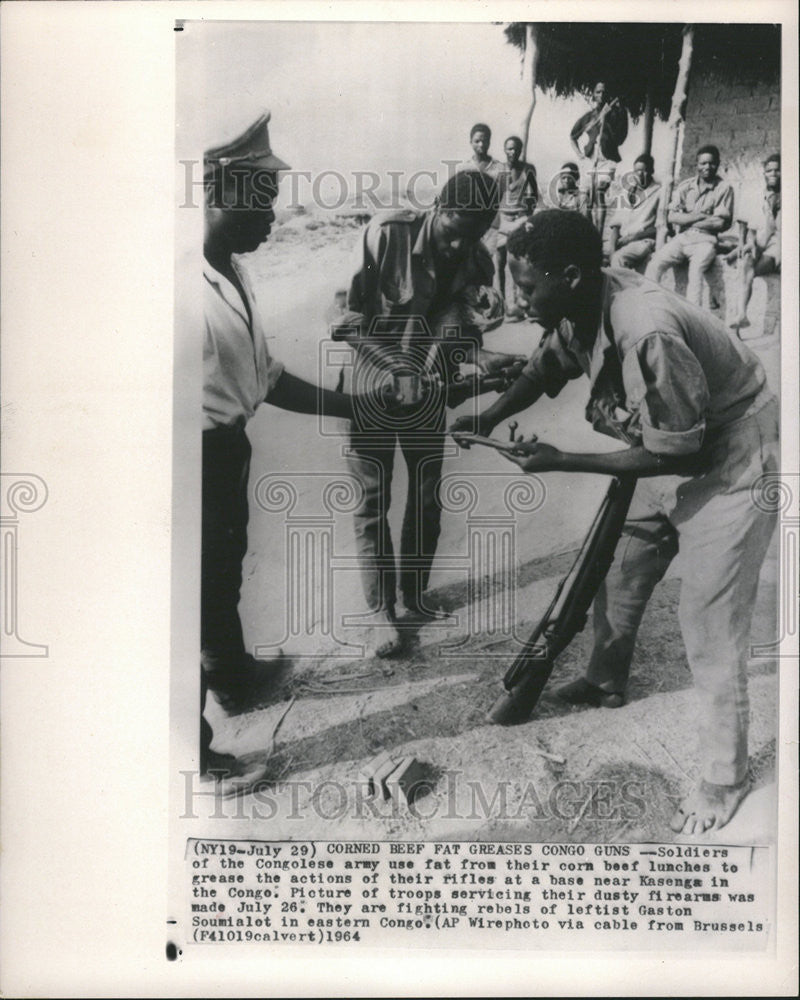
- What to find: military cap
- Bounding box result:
[204,111,290,177]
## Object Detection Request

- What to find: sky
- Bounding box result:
[179,20,667,212]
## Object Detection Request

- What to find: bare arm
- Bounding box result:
[449,372,544,438]
[502,440,705,478]
[266,370,354,419]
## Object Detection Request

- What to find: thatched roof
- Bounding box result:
[504,23,781,121]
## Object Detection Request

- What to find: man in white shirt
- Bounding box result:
[201,112,399,794]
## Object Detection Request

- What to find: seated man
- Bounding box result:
[725,152,781,331]
[494,135,539,320]
[646,144,733,307]
[608,153,661,270]
[554,162,583,212]
[451,210,778,836]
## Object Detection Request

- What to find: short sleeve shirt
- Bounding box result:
[203,258,284,430]
[609,180,661,241]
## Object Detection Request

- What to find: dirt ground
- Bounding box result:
[202,217,781,846]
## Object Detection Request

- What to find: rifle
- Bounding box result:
[581,97,620,158]
[445,359,527,406]
[488,473,637,725]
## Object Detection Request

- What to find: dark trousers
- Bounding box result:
[346,401,446,613]
[201,424,251,756]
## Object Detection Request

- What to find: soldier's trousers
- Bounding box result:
[346,402,446,613]
[586,393,779,786]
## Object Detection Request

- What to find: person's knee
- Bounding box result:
[689,244,716,271]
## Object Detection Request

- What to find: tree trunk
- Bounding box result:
[656,24,694,248]
[520,24,539,163]
[642,84,654,157]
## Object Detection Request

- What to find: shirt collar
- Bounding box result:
[695,174,720,195]
[203,256,249,324]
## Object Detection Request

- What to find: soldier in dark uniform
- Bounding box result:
[331,171,512,655]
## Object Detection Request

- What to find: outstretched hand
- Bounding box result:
[449,412,497,444]
[500,439,564,473]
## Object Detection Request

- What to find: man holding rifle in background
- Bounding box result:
[450,210,778,835]
[570,81,628,236]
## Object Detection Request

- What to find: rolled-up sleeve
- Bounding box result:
[622,332,709,455]
[521,325,584,398]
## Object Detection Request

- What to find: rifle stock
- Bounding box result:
[488,474,637,725]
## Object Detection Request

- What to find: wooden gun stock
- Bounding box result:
[488,474,637,725]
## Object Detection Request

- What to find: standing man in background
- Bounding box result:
[608,153,661,270]
[494,135,539,320]
[570,81,628,236]
[646,144,734,307]
[457,122,505,180]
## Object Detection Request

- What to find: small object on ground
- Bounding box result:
[360,752,429,804]
[533,746,567,765]
[385,756,429,805]
[359,750,398,799]
[508,420,519,442]
[569,784,599,834]
[556,676,624,709]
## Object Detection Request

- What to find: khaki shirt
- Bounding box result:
[521,269,766,455]
[337,208,493,342]
[670,175,734,235]
[203,258,284,430]
[610,180,661,242]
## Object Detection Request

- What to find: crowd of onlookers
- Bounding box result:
[455,83,781,332]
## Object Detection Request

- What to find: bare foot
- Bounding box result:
[363,609,401,658]
[669,779,749,835]
[556,677,624,709]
